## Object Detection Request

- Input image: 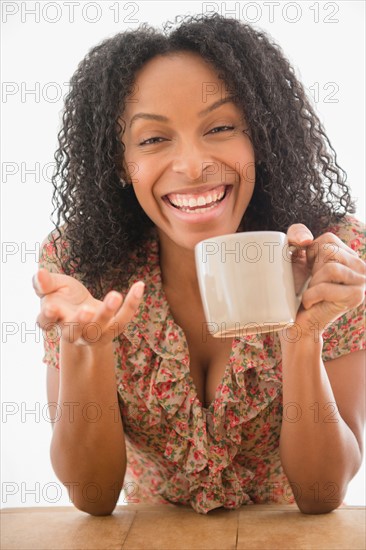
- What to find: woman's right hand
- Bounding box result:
[33,267,144,347]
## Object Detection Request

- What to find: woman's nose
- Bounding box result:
[170,140,214,181]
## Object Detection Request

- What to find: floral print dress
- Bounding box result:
[39,216,365,514]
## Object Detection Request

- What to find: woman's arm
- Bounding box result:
[278,222,365,513]
[279,336,365,514]
[49,341,127,516]
[35,235,144,516]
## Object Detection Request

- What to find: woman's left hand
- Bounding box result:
[284,223,365,338]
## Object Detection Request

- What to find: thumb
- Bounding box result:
[32,267,66,296]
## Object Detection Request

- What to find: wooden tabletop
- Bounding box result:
[1,503,365,549]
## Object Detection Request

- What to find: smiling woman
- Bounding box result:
[34,13,365,516]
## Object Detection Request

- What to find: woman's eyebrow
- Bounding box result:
[129,96,237,128]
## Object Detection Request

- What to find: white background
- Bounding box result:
[1,1,365,508]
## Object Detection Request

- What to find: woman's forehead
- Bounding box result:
[122,53,240,119]
[128,52,227,96]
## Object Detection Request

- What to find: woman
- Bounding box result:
[33,13,365,515]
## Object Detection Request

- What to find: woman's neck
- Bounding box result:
[157,230,202,301]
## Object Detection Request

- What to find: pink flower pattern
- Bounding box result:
[39,216,365,514]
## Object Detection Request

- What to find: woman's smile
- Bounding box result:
[162,183,233,223]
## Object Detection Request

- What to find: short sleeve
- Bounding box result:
[321,216,365,362]
[38,231,66,371]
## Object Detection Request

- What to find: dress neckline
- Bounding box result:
[124,231,267,413]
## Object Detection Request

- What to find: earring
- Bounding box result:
[120,177,130,188]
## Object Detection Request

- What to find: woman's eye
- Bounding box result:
[209,125,235,134]
[138,126,235,146]
[138,136,166,146]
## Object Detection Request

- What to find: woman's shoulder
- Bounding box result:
[38,223,94,285]
[324,215,365,259]
[38,224,70,273]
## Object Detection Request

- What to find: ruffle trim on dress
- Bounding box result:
[121,234,283,514]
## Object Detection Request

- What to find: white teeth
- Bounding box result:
[180,203,218,214]
[167,186,228,210]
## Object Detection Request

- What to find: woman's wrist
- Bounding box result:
[60,337,114,369]
[279,325,324,362]
[279,321,324,349]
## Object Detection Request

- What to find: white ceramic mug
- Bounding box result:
[194,231,307,338]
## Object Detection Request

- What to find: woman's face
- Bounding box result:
[121,51,255,251]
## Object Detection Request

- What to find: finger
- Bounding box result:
[107,282,145,336]
[306,262,366,288]
[32,268,67,297]
[286,224,314,264]
[36,301,66,329]
[32,272,45,298]
[302,282,365,311]
[37,302,93,343]
[74,291,123,338]
[315,232,360,258]
[306,240,365,276]
[307,232,360,262]
[75,282,144,345]
[287,223,314,245]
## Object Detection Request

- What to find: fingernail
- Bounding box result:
[44,305,55,317]
[33,273,42,292]
[79,308,92,321]
[105,292,119,309]
[133,282,145,299]
[295,231,313,243]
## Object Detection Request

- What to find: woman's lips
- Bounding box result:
[165,184,227,210]
[162,185,233,223]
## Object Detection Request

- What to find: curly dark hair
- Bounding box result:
[49,12,355,299]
